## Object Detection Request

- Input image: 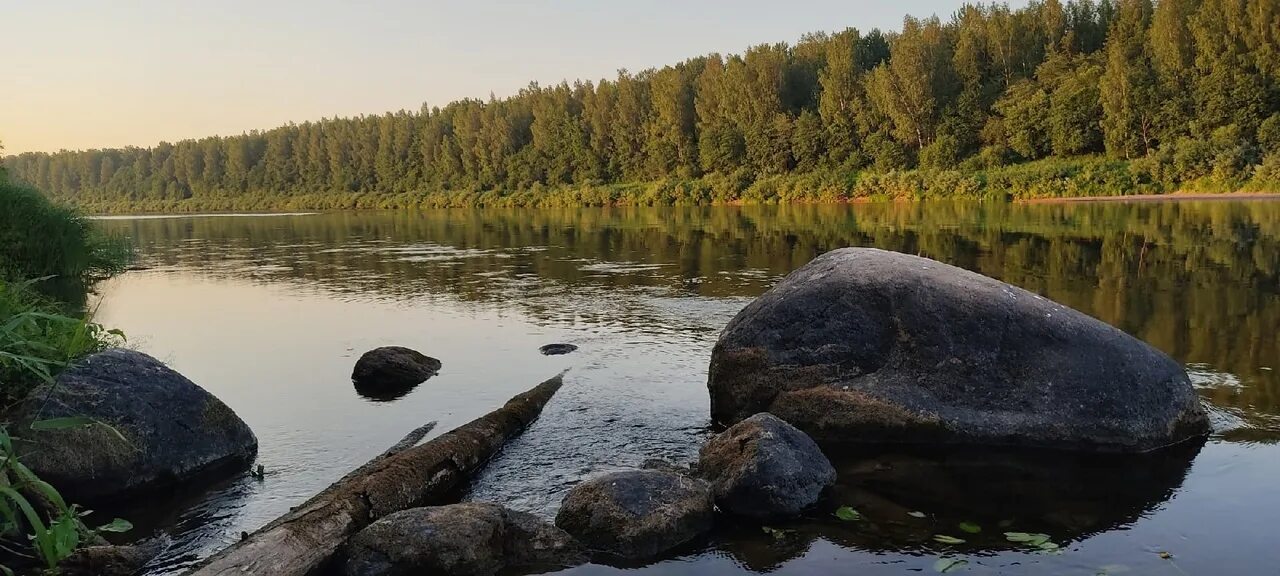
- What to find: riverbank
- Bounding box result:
[1020,191,1280,204]
[24,157,1280,215]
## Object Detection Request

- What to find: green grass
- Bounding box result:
[0,280,123,406]
[0,179,133,572]
[0,180,129,404]
[0,181,130,287]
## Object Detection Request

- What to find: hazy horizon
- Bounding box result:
[3,0,1029,155]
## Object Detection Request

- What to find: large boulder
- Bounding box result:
[555,469,714,559]
[351,346,441,400]
[7,349,257,501]
[708,248,1209,452]
[697,413,835,518]
[345,502,585,576]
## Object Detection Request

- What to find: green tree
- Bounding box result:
[1100,0,1158,158]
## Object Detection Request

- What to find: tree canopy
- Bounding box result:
[6,0,1280,209]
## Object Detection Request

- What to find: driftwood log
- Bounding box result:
[187,373,565,576]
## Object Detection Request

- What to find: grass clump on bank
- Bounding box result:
[0,179,132,573]
[0,181,130,285]
[0,280,123,406]
[0,180,130,404]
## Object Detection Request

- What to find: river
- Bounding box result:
[90,201,1280,575]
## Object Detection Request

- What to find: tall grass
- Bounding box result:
[0,181,130,286]
[0,179,134,573]
[0,280,123,406]
[0,180,130,403]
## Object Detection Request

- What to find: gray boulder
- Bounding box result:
[698,413,835,518]
[708,248,1209,452]
[345,502,585,576]
[8,349,257,502]
[351,346,440,399]
[555,469,714,559]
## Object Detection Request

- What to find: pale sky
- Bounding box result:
[2,1,1028,155]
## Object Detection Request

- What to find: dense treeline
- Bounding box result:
[7,0,1280,210]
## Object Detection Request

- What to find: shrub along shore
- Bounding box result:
[30,155,1278,215]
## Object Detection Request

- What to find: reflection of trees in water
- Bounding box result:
[711,441,1204,571]
[98,201,1280,419]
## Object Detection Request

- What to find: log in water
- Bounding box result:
[186,372,565,576]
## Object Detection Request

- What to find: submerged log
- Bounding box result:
[187,373,566,576]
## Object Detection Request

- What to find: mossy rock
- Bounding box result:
[7,348,258,502]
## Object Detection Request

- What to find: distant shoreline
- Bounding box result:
[1018,192,1280,204]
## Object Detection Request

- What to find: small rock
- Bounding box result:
[61,536,168,576]
[555,469,713,559]
[698,413,835,518]
[7,349,257,502]
[352,346,441,399]
[539,343,578,356]
[345,502,585,576]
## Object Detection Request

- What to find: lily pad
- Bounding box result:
[933,534,967,545]
[958,521,982,534]
[934,558,968,573]
[835,506,862,521]
[1004,532,1052,546]
[908,511,928,518]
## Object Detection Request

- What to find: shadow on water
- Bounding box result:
[650,442,1199,573]
[352,380,422,402]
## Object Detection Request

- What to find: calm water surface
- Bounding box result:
[89,202,1280,575]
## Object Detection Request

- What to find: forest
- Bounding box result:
[6,0,1280,212]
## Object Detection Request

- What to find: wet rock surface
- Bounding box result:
[698,413,835,518]
[351,346,441,399]
[539,343,578,356]
[62,537,169,576]
[345,502,585,576]
[708,248,1210,452]
[555,469,714,560]
[7,348,257,502]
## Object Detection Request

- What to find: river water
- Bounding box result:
[89,202,1280,575]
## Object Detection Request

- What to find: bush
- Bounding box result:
[0,181,130,286]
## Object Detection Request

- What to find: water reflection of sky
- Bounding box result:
[90,204,1280,575]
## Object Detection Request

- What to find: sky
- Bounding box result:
[2,0,1029,155]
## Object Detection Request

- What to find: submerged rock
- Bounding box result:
[345,502,585,576]
[555,469,714,559]
[62,536,169,576]
[7,348,257,502]
[352,346,441,399]
[698,413,835,518]
[708,248,1209,452]
[539,343,578,356]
